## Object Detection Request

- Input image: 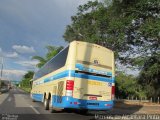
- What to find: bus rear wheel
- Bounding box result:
[32,99,36,102]
[44,98,50,110]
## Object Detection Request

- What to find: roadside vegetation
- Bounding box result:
[19,71,34,93]
[20,0,159,99]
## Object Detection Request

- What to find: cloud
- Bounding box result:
[12,45,36,54]
[0,48,2,58]
[2,69,27,81]
[0,0,93,56]
[0,48,18,58]
[0,0,94,75]
[0,48,2,56]
[15,60,39,68]
[5,52,18,58]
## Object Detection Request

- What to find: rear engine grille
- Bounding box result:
[75,70,111,78]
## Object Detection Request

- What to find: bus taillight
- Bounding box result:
[111,86,115,100]
[66,80,74,96]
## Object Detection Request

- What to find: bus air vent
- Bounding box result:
[87,103,99,106]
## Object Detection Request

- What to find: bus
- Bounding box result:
[30,41,115,112]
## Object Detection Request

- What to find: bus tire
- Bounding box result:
[50,108,56,113]
[79,109,88,115]
[49,100,54,113]
[50,108,63,113]
[30,94,35,102]
[44,98,49,110]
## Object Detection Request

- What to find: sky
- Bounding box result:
[0,0,93,81]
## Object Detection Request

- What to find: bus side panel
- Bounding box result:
[31,93,43,102]
[31,67,68,103]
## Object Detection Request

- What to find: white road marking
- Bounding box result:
[30,105,40,114]
[8,97,11,102]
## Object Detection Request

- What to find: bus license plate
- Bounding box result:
[89,96,97,100]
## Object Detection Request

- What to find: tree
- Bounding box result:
[64,0,160,59]
[63,0,160,98]
[109,0,160,98]
[138,53,160,97]
[63,0,132,57]
[116,72,146,99]
[20,71,34,88]
[63,1,108,44]
[24,71,34,79]
[32,45,63,68]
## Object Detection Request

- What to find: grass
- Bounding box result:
[20,87,31,93]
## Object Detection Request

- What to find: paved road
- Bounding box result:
[0,88,95,120]
[0,88,159,120]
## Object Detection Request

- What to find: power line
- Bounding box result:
[0,57,4,89]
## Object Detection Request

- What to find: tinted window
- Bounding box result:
[33,46,69,80]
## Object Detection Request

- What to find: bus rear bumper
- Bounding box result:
[52,96,114,110]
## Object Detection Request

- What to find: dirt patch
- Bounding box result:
[114,101,160,114]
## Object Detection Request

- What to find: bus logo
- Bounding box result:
[93,60,99,65]
[108,82,112,87]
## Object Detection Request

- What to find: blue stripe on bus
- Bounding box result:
[51,95,114,110]
[76,63,112,76]
[74,73,114,83]
[35,70,114,85]
[31,93,43,102]
[43,71,74,83]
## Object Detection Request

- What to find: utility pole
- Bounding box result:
[0,57,3,91]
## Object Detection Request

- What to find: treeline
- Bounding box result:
[116,72,146,99]
[20,71,34,92]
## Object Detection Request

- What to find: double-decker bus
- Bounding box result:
[30,41,115,112]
